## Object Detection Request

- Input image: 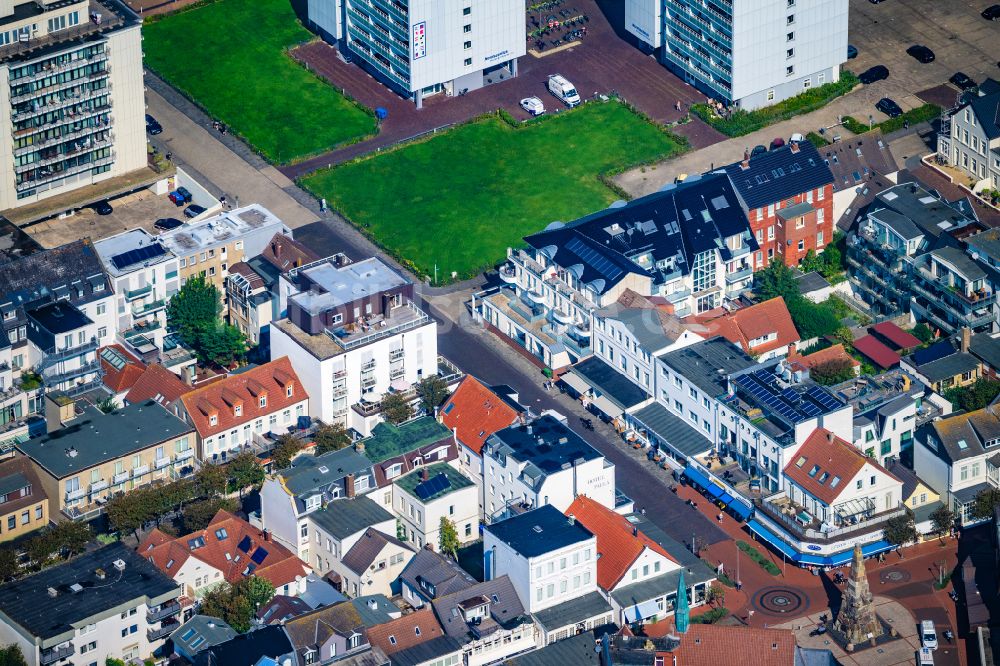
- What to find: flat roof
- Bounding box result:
[26,300,92,335]
[93,228,174,277]
[487,415,604,479]
[16,400,193,479]
[658,337,756,398]
[395,463,474,503]
[486,505,593,559]
[363,417,452,463]
[0,543,179,641]
[572,356,649,409]
[629,402,712,457]
[158,205,284,256]
[290,257,408,316]
[309,496,393,540]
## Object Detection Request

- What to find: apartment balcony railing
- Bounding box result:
[125,284,153,301]
[174,449,195,463]
[754,496,907,543]
[725,267,753,284]
[147,620,179,642]
[65,487,86,501]
[112,471,130,485]
[39,644,74,665]
[361,376,377,389]
[15,135,113,175]
[16,152,115,192]
[89,479,108,494]
[389,348,405,362]
[42,359,101,386]
[14,118,115,158]
[41,337,98,364]
[132,465,149,478]
[59,377,103,398]
[12,86,110,123]
[390,367,405,380]
[154,456,170,470]
[10,67,110,105]
[132,299,166,317]
[147,600,181,623]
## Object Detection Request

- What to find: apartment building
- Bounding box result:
[938,83,1000,190]
[722,141,835,266]
[0,329,36,450]
[0,543,182,666]
[626,0,848,110]
[270,256,439,436]
[830,369,922,466]
[361,416,456,509]
[393,463,477,549]
[476,173,756,370]
[159,204,290,301]
[0,457,48,543]
[698,297,800,361]
[0,0,147,210]
[399,547,477,610]
[483,415,618,520]
[307,0,525,108]
[1,238,115,401]
[16,398,195,520]
[173,357,308,463]
[305,497,397,595]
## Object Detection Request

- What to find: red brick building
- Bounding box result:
[724,141,835,267]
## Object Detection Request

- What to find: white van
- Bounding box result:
[548,74,581,107]
[920,621,938,650]
[918,647,934,665]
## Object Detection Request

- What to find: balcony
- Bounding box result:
[154,457,170,469]
[390,367,405,380]
[42,359,101,386]
[147,600,181,623]
[174,449,195,463]
[125,284,153,301]
[361,376,377,389]
[754,493,907,543]
[41,337,99,364]
[147,619,180,642]
[507,296,546,323]
[132,299,166,317]
[65,487,86,501]
[552,308,574,325]
[325,301,431,352]
[725,266,753,284]
[498,266,517,284]
[132,465,150,478]
[39,644,74,665]
[112,471,130,485]
[89,479,108,493]
[16,152,116,192]
[389,348,405,362]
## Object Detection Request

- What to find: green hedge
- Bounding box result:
[690,71,859,137]
[692,607,730,624]
[737,541,781,575]
[842,103,941,135]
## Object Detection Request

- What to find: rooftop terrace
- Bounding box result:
[158,205,284,255]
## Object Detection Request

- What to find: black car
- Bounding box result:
[950,72,977,90]
[93,200,113,215]
[154,217,183,231]
[983,4,1000,20]
[750,145,768,158]
[183,204,206,219]
[875,98,903,118]
[847,44,858,59]
[859,65,890,84]
[906,45,935,63]
[145,114,162,135]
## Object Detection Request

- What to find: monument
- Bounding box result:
[834,544,884,645]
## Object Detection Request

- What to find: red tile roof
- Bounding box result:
[871,322,921,350]
[125,364,194,406]
[259,233,320,273]
[440,376,519,456]
[565,495,676,590]
[178,357,304,439]
[852,335,900,369]
[139,510,309,589]
[645,622,797,665]
[783,428,899,505]
[99,345,147,394]
[228,262,266,290]
[787,344,860,373]
[702,298,799,357]
[366,608,446,656]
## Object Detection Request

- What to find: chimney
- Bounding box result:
[263,529,271,542]
[632,526,638,537]
[567,514,576,526]
[826,431,834,444]
[740,159,750,170]
[961,327,971,353]
[355,441,366,454]
[345,473,355,498]
[47,587,57,598]
[421,467,430,482]
[787,342,797,358]
[790,141,800,154]
[271,240,280,259]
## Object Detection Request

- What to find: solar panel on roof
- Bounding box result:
[415,473,451,501]
[805,385,842,411]
[237,535,253,553]
[781,388,799,403]
[110,243,167,271]
[250,547,269,565]
[564,237,624,282]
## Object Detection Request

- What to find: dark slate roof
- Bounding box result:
[26,300,92,336]
[969,333,1000,369]
[886,460,927,500]
[486,505,593,559]
[966,90,1000,140]
[794,271,830,295]
[819,130,899,193]
[485,416,604,484]
[391,636,464,666]
[309,497,394,541]
[522,173,754,294]
[532,591,613,631]
[351,594,398,627]
[931,246,986,281]
[628,402,711,457]
[399,548,478,601]
[280,447,374,496]
[0,239,109,307]
[873,184,976,240]
[657,336,755,398]
[193,625,293,666]
[572,356,650,409]
[722,141,834,209]
[912,341,956,366]
[16,401,193,479]
[917,352,980,383]
[340,528,411,575]
[609,564,716,609]
[430,576,527,644]
[171,615,237,655]
[0,543,180,640]
[506,630,604,666]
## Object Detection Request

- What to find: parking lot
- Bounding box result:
[848,0,999,114]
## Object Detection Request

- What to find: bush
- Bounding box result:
[806,132,828,147]
[691,606,729,624]
[811,357,857,385]
[842,104,941,135]
[787,297,842,339]
[690,71,859,137]
[737,541,781,575]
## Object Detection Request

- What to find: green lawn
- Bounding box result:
[302,102,687,282]
[143,0,375,163]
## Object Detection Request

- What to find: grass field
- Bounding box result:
[143,0,375,164]
[302,102,687,282]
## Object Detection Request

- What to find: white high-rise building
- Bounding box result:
[626,0,849,110]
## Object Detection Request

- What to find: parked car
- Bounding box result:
[154,217,183,231]
[770,137,786,150]
[519,96,545,116]
[93,200,113,215]
[145,114,162,135]
[847,44,858,59]
[875,98,903,118]
[950,72,977,90]
[906,45,935,63]
[859,65,890,84]
[183,204,206,219]
[921,621,938,650]
[918,647,934,666]
[982,4,1000,20]
[789,133,805,143]
[168,186,193,206]
[547,74,581,107]
[750,145,768,158]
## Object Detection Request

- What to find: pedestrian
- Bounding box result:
[165,152,172,162]
[717,513,724,522]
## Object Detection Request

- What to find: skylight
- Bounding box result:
[808,465,820,477]
[795,457,806,468]
[957,439,969,450]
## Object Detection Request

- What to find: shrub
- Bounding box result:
[692,606,729,624]
[842,104,941,136]
[737,541,781,575]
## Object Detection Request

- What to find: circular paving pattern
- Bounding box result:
[879,568,911,584]
[755,587,809,615]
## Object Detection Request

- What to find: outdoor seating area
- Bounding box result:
[527,1,591,52]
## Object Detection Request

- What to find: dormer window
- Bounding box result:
[286,385,294,398]
[235,405,242,417]
[305,495,321,511]
[385,463,402,480]
[259,395,267,408]
[209,415,218,427]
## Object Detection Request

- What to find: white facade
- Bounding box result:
[786,459,903,522]
[592,310,703,393]
[0,1,147,210]
[393,471,479,550]
[307,515,397,579]
[939,96,1000,192]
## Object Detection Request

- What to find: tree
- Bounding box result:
[0,644,28,666]
[810,357,857,385]
[235,575,276,612]
[182,497,238,533]
[47,520,91,557]
[0,549,18,583]
[883,513,918,547]
[25,533,54,570]
[314,422,351,455]
[270,434,302,471]
[707,583,726,607]
[200,576,274,633]
[382,393,413,425]
[106,490,147,538]
[416,376,449,414]
[929,505,956,539]
[96,396,118,414]
[227,452,264,497]
[786,297,841,340]
[833,326,854,352]
[754,260,800,302]
[195,464,228,498]
[167,275,221,343]
[972,487,1000,520]
[911,323,935,345]
[438,517,460,559]
[195,323,247,367]
[944,378,1000,413]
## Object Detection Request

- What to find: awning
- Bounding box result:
[684,466,727,501]
[591,394,624,419]
[390,379,410,392]
[729,500,753,522]
[623,599,661,624]
[746,519,799,561]
[560,372,592,396]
